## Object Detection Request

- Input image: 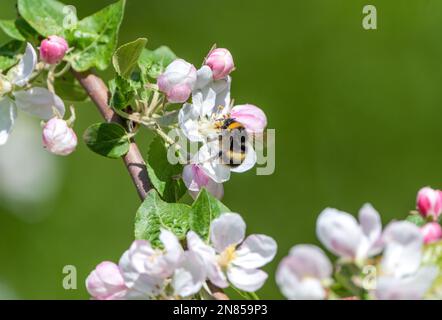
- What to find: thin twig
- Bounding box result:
[72,70,152,200]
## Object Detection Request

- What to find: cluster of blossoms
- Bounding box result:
[276,186,442,300]
[0,37,77,156]
[157,48,267,200]
[86,213,277,300]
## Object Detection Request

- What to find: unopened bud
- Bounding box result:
[205,48,234,80]
[421,222,442,244]
[42,118,77,156]
[416,187,442,220]
[157,59,197,103]
[40,36,69,64]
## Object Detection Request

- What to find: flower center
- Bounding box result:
[217,245,237,268]
[147,249,163,264]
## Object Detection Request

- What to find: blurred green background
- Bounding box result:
[1,0,442,299]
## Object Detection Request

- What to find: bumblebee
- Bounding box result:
[214,117,248,168]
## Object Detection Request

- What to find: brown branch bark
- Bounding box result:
[73,70,229,300]
[72,70,152,200]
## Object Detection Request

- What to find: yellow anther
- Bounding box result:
[217,245,237,268]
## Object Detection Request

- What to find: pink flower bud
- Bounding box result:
[40,35,69,64]
[86,261,127,300]
[416,187,442,220]
[182,164,224,200]
[42,118,77,156]
[230,104,267,133]
[205,48,235,80]
[157,59,197,103]
[420,222,442,244]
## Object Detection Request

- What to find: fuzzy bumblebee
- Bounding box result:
[215,116,248,167]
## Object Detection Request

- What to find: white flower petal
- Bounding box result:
[293,278,326,300]
[316,208,363,259]
[178,103,205,142]
[173,251,206,297]
[205,179,224,200]
[288,244,333,279]
[195,66,213,90]
[276,257,302,299]
[187,231,228,288]
[213,76,231,111]
[0,97,17,145]
[276,246,331,299]
[375,266,438,300]
[184,164,224,200]
[233,234,277,269]
[210,213,246,253]
[356,203,383,260]
[86,261,127,300]
[122,274,163,300]
[119,240,154,283]
[160,228,184,268]
[230,142,257,173]
[197,143,231,183]
[276,257,326,300]
[118,240,165,298]
[193,86,217,117]
[381,221,423,277]
[9,43,37,87]
[13,87,65,120]
[227,266,267,292]
[188,181,224,200]
[359,203,382,244]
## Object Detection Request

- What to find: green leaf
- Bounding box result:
[109,75,135,110]
[54,71,88,102]
[146,136,187,203]
[134,190,191,248]
[189,189,230,241]
[138,46,176,79]
[67,0,126,72]
[113,38,147,78]
[83,122,130,159]
[406,214,426,227]
[17,0,66,37]
[333,264,365,298]
[14,18,41,45]
[0,40,25,72]
[0,20,25,41]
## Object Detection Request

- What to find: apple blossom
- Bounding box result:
[316,203,383,263]
[40,35,69,64]
[375,221,438,300]
[416,187,442,220]
[42,118,77,156]
[118,228,209,299]
[205,48,235,80]
[276,245,332,300]
[86,261,127,300]
[119,229,184,299]
[182,163,224,200]
[187,213,277,292]
[178,68,265,182]
[0,43,65,145]
[157,59,197,103]
[420,222,442,244]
